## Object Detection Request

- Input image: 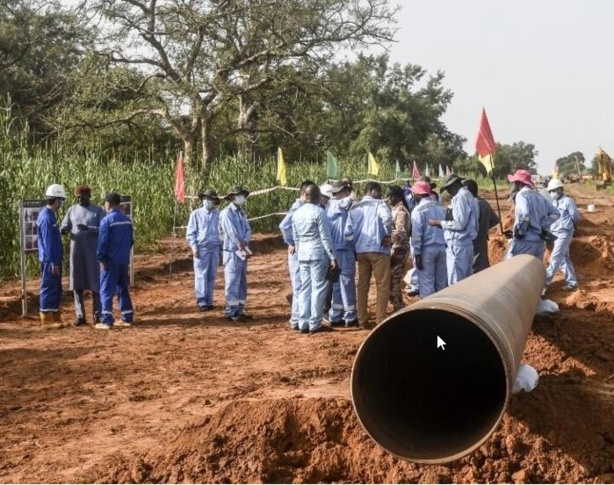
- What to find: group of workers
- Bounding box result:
[185,186,253,322]
[276,168,580,334]
[36,184,134,329]
[35,167,580,334]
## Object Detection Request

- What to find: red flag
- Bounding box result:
[475,108,496,173]
[174,152,185,204]
[412,160,421,179]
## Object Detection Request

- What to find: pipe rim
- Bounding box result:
[350,305,513,464]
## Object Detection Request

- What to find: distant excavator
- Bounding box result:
[596,147,613,189]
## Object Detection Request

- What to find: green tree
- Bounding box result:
[554,151,585,178]
[459,142,539,178]
[77,0,398,177]
[0,0,89,139]
[314,54,465,170]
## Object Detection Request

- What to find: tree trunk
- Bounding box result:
[201,117,215,180]
[237,94,260,163]
[183,133,196,167]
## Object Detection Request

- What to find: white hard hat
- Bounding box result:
[319,183,333,199]
[45,184,67,199]
[547,179,564,192]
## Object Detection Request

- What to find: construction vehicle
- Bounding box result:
[596,147,613,189]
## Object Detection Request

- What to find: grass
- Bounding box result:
[0,105,510,279]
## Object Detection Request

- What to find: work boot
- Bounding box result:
[75,317,86,327]
[39,312,63,329]
[54,311,66,328]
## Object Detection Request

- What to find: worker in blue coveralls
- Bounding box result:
[219,186,253,322]
[291,183,337,335]
[279,180,314,330]
[545,178,580,292]
[505,169,559,261]
[186,189,222,311]
[95,192,134,330]
[326,180,358,328]
[428,173,479,285]
[37,184,67,328]
[410,181,448,298]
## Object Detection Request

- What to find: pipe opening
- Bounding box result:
[351,308,507,463]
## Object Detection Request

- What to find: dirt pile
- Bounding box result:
[82,396,612,484]
[1,187,614,484]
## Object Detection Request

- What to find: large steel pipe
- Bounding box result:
[351,255,546,464]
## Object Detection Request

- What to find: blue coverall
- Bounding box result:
[440,187,479,285]
[219,203,252,318]
[507,187,560,261]
[97,208,134,325]
[279,199,304,329]
[37,207,63,313]
[292,203,336,332]
[186,204,221,309]
[546,194,580,287]
[411,197,448,298]
[326,196,356,323]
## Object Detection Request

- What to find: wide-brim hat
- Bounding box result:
[440,173,465,192]
[411,181,432,196]
[419,175,437,189]
[319,183,333,199]
[224,185,250,200]
[331,180,350,194]
[198,189,221,202]
[507,169,534,188]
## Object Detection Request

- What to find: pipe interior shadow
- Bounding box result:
[352,308,507,462]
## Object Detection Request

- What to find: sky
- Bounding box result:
[384,0,614,174]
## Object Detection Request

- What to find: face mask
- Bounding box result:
[58,199,64,208]
[234,195,245,206]
[203,200,215,210]
[552,191,562,200]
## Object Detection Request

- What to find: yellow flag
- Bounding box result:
[367,152,380,176]
[478,153,494,174]
[276,147,287,186]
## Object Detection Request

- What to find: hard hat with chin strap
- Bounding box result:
[45,184,66,199]
[547,178,564,192]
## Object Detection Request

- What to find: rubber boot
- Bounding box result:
[54,310,66,328]
[39,312,62,329]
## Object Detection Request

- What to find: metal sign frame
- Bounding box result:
[119,195,134,286]
[19,199,46,317]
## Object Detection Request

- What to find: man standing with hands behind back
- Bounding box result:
[96,192,134,330]
[345,181,393,327]
[291,184,337,335]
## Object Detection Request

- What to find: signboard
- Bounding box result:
[119,195,132,218]
[19,199,47,317]
[119,195,134,286]
[20,199,45,253]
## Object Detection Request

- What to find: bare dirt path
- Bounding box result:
[0,186,613,483]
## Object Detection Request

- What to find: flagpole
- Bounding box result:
[490,156,504,234]
[170,198,177,275]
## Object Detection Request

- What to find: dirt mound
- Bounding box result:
[571,235,614,273]
[81,397,611,484]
